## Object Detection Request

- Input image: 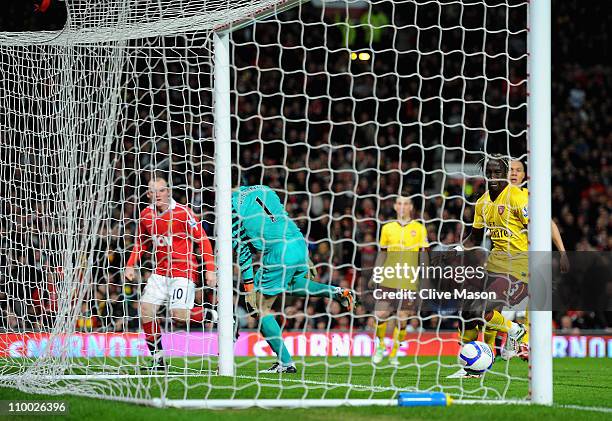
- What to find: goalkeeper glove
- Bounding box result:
[243,280,257,314]
[307,258,318,281]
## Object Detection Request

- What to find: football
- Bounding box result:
[459,341,494,373]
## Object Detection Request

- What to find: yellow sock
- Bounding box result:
[460,327,479,344]
[376,322,387,349]
[521,328,529,344]
[398,329,407,342]
[486,310,513,333]
[483,327,496,354]
[389,327,401,357]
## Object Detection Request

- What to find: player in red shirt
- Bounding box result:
[125,172,216,370]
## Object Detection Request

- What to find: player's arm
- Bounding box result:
[463,201,485,247]
[552,220,570,273]
[463,227,485,247]
[186,209,216,286]
[369,224,388,288]
[125,218,149,281]
[513,188,529,229]
[373,248,388,270]
[232,215,254,292]
[465,195,485,246]
[461,197,486,266]
[551,220,565,251]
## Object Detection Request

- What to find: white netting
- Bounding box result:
[0,0,530,407]
[0,0,291,44]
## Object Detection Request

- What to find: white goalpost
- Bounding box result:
[213,29,235,379]
[527,0,553,406]
[0,0,552,409]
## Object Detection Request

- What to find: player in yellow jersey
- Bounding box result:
[448,155,529,378]
[371,196,429,366]
[510,159,569,273]
[499,159,570,360]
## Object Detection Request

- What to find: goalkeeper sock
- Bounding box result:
[143,320,163,358]
[289,277,336,299]
[389,327,402,358]
[460,327,479,344]
[375,322,387,349]
[260,315,293,365]
[483,327,496,355]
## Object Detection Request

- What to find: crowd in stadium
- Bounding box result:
[0,1,609,334]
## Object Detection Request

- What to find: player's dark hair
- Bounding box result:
[512,157,527,175]
[395,195,413,205]
[149,170,168,184]
[478,153,510,176]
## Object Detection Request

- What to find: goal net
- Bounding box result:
[0,0,539,408]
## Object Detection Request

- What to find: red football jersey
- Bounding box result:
[127,200,214,282]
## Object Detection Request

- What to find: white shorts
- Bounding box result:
[141,274,195,310]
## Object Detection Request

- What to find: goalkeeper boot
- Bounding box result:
[336,288,356,312]
[372,347,385,364]
[259,362,297,374]
[389,356,400,367]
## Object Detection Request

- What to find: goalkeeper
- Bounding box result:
[232,172,355,374]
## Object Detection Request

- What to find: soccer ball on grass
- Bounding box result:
[458,341,494,374]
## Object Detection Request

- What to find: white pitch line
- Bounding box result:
[452,399,532,406]
[558,404,612,414]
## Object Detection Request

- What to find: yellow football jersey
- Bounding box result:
[379,220,429,289]
[473,185,529,281]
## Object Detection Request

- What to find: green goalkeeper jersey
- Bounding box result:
[231,185,304,282]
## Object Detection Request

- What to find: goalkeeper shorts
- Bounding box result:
[254,239,309,296]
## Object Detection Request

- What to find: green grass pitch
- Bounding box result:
[0,357,610,420]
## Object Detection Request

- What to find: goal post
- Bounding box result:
[212,29,234,378]
[527,0,553,406]
[0,0,553,409]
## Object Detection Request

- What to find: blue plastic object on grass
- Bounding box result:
[397,392,451,407]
